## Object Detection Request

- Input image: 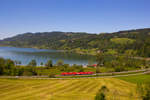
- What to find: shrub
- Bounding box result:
[137,82,150,100]
[56,60,64,66]
[115,66,125,72]
[95,92,106,100]
[96,67,101,73]
[95,85,109,100]
[48,73,56,78]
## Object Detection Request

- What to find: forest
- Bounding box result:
[0,28,150,57]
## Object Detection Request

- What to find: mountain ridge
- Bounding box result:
[0,28,150,57]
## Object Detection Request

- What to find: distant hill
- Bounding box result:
[0,28,150,57]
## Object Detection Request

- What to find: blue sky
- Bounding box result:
[0,0,150,39]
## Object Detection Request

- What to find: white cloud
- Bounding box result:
[0,33,15,40]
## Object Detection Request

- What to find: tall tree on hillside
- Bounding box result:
[28,59,37,67]
[45,60,53,68]
[96,52,105,66]
[5,59,15,69]
[40,62,44,66]
[0,58,5,75]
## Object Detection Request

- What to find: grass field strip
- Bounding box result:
[9,80,67,100]
[0,81,50,96]
[0,81,58,100]
[0,78,142,100]
[48,80,79,94]
[20,80,85,100]
[18,80,80,99]
[35,80,81,99]
[104,78,139,100]
[76,80,95,93]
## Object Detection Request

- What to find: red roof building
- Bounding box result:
[92,64,97,68]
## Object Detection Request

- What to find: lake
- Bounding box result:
[0,47,96,66]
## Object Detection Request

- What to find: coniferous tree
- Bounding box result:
[28,59,37,67]
[45,60,53,68]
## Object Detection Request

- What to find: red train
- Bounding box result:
[61,72,94,76]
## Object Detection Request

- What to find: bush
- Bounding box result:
[96,67,101,73]
[115,66,125,72]
[56,60,64,66]
[23,71,33,76]
[137,82,150,100]
[95,92,106,100]
[95,85,109,100]
[48,73,56,78]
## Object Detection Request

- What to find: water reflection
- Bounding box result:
[0,47,96,66]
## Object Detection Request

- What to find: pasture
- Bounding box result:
[0,78,139,100]
[117,74,150,84]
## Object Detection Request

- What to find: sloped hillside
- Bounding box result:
[0,28,150,57]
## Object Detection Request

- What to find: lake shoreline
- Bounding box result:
[0,46,96,66]
[0,45,98,55]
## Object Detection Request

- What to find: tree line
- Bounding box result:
[0,58,85,77]
[0,28,150,57]
[0,51,149,77]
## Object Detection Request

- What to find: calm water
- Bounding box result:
[0,47,96,66]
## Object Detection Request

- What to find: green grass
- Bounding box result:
[110,38,135,45]
[117,74,150,84]
[0,78,139,100]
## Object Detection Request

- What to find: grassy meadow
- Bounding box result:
[0,77,140,100]
[117,74,150,84]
